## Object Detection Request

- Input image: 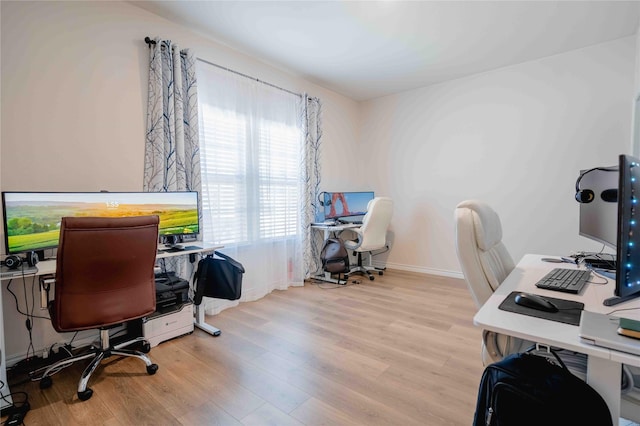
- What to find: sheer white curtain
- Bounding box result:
[197,61,305,315]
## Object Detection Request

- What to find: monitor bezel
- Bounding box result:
[323,191,375,220]
[1,191,200,255]
[611,154,640,304]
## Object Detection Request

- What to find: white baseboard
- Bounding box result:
[372,260,464,279]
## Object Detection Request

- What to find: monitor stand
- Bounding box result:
[603,292,640,306]
[34,250,48,261]
[161,235,184,251]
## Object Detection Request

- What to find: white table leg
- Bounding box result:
[193,303,221,336]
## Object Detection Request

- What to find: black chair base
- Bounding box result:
[39,330,158,401]
[346,251,386,281]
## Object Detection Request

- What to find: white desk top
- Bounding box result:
[4,242,223,278]
[311,223,359,231]
[474,254,640,366]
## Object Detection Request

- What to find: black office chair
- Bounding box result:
[39,216,160,401]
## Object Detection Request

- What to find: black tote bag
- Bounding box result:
[193,251,245,305]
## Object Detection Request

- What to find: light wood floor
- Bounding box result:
[5,270,485,425]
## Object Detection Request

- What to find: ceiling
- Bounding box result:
[132,1,640,101]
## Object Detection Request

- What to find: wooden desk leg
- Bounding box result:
[587,356,620,423]
[193,304,221,336]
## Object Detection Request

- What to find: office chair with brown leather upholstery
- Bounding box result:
[39,216,160,401]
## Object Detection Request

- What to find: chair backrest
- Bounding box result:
[454,200,515,308]
[356,197,394,252]
[52,215,159,331]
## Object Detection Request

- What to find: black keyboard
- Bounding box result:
[535,268,591,294]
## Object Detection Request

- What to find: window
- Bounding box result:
[197,63,302,246]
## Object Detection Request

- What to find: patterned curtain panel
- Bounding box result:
[144,38,201,194]
[144,38,202,277]
[302,96,323,278]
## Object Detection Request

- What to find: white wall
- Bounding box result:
[0,1,360,361]
[360,37,635,276]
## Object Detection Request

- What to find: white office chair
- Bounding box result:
[344,197,393,281]
[454,200,532,364]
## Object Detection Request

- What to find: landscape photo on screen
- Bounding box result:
[4,192,198,253]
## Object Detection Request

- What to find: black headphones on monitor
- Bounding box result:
[575,166,618,203]
[1,251,39,270]
[318,191,330,206]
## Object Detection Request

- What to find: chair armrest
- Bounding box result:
[343,228,364,250]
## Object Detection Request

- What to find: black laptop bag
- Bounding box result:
[193,251,245,305]
[473,348,612,426]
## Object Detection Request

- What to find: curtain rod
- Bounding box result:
[144,37,303,99]
[196,57,302,99]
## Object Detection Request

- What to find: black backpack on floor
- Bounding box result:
[320,238,350,274]
[473,348,612,426]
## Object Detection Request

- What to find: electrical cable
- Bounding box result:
[0,380,29,425]
[26,274,38,362]
[6,276,49,366]
[606,306,640,316]
[310,278,360,289]
[5,281,49,320]
[67,331,79,349]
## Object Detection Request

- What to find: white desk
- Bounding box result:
[474,254,640,422]
[31,242,224,335]
[0,241,223,411]
[310,223,359,283]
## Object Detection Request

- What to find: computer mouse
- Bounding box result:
[514,292,559,313]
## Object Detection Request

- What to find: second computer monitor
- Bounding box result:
[324,191,374,220]
[578,167,618,249]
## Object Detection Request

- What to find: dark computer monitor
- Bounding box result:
[577,167,618,249]
[605,154,640,306]
[323,191,374,221]
[1,191,199,255]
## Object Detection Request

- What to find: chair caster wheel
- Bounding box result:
[369,276,375,281]
[78,388,93,401]
[147,364,159,375]
[141,342,151,353]
[39,376,52,389]
[378,271,383,276]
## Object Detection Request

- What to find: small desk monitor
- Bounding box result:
[2,191,199,255]
[606,154,640,306]
[323,191,374,221]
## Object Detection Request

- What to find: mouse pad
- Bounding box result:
[498,291,584,326]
